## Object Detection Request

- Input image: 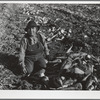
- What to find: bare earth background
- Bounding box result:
[0,4,100,90]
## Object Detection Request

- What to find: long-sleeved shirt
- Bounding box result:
[19,32,49,66]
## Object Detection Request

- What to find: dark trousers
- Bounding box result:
[25,55,46,75]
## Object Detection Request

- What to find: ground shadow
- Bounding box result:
[0,52,22,75]
[0,52,47,76]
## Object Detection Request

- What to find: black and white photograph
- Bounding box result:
[0,1,100,95]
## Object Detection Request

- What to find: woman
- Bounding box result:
[19,20,49,79]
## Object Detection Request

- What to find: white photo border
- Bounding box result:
[0,1,100,99]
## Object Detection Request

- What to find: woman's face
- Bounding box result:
[27,27,38,36]
[52,27,56,32]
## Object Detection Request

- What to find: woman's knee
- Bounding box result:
[38,57,47,68]
[25,59,34,74]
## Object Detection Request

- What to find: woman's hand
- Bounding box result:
[19,62,27,74]
[22,66,27,74]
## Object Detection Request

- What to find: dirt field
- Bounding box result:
[0,4,100,90]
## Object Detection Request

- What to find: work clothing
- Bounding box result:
[19,32,49,75]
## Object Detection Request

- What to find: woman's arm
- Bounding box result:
[19,37,27,73]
